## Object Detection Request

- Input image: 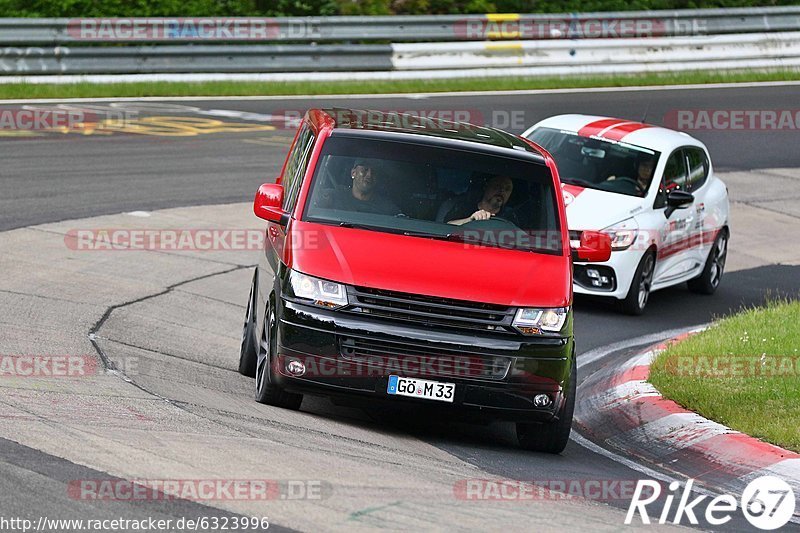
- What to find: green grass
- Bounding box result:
[649,299,800,452]
[2,69,799,100]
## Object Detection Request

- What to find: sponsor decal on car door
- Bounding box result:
[654,149,698,282]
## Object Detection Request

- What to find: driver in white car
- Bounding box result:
[605,157,656,194]
[446,175,514,225]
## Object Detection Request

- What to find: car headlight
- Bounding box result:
[602,217,639,251]
[287,270,348,309]
[513,307,568,335]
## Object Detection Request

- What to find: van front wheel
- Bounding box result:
[516,356,575,454]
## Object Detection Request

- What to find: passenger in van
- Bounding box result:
[322,159,402,215]
[445,175,515,226]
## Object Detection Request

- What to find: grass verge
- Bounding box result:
[649,299,800,453]
[1,69,799,99]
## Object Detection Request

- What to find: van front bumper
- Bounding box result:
[272,299,574,423]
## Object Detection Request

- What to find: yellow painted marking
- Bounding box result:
[486,13,520,22]
[0,130,42,137]
[485,42,524,51]
[102,116,276,136]
[485,14,523,39]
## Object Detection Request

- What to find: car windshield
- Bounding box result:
[526,127,660,198]
[302,134,563,255]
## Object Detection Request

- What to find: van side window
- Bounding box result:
[685,147,709,192]
[282,124,316,212]
[655,150,688,208]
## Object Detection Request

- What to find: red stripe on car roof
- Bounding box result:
[601,122,654,141]
[577,119,626,138]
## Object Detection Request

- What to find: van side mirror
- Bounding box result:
[254,183,289,225]
[665,190,694,218]
[572,230,612,263]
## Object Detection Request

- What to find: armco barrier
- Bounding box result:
[0,7,798,77]
[0,44,392,74]
[391,32,800,70]
[1,7,799,44]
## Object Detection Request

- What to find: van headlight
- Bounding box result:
[513,307,568,335]
[287,270,348,309]
[602,217,639,251]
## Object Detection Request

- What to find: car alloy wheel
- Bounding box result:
[709,232,727,288]
[638,254,655,310]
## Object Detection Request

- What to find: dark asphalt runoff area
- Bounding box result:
[1,84,798,532]
[2,83,798,231]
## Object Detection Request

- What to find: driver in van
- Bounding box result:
[445,175,514,226]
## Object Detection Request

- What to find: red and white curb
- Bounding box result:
[575,330,800,519]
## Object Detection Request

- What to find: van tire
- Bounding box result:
[255,301,303,410]
[516,356,575,454]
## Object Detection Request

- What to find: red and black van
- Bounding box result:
[238,109,610,454]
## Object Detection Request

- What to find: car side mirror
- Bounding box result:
[572,230,612,263]
[254,183,289,225]
[665,190,694,218]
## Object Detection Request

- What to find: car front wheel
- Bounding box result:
[238,273,258,377]
[516,355,576,454]
[255,301,303,410]
[620,250,655,316]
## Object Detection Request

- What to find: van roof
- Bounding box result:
[315,108,546,157]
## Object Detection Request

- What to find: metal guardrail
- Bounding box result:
[392,32,800,70]
[0,7,798,77]
[0,44,392,74]
[0,6,799,45]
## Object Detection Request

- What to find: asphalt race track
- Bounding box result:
[3,82,800,231]
[1,83,799,531]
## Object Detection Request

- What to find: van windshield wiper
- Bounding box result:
[401,229,469,243]
[336,221,382,231]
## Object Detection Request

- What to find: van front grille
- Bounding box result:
[344,285,517,334]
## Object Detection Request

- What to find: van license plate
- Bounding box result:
[387,375,455,403]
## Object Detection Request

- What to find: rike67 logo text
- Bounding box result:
[627,476,796,530]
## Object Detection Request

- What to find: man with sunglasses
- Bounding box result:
[331,159,402,215]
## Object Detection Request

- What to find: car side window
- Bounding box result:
[282,124,316,212]
[685,147,709,192]
[654,150,688,208]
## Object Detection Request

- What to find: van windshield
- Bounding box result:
[301,135,563,255]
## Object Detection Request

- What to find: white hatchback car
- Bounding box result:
[523,114,730,315]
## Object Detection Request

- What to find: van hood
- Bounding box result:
[289,220,571,308]
[561,184,646,230]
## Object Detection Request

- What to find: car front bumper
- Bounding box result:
[573,247,645,300]
[272,299,574,423]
